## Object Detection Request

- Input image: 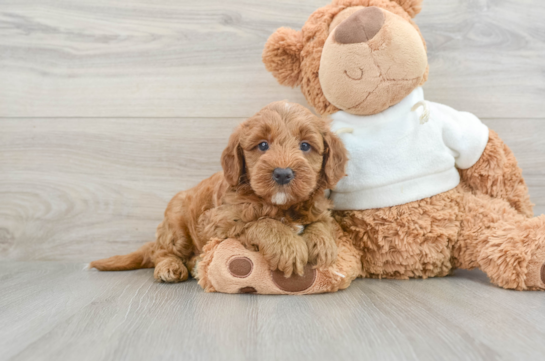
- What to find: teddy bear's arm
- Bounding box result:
[459,130,534,217]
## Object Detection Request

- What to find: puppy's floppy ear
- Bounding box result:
[390,0,423,18]
[262,27,304,87]
[322,129,348,189]
[221,127,245,186]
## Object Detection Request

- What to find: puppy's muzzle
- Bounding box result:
[273,168,294,185]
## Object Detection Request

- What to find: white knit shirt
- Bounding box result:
[329,87,489,210]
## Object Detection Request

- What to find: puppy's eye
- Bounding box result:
[258,141,269,151]
[300,142,311,152]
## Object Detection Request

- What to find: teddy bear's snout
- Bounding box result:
[335,6,384,44]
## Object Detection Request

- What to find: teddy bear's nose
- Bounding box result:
[335,6,385,44]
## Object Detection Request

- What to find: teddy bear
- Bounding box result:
[258,0,545,291]
[191,0,545,294]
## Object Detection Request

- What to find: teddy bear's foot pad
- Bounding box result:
[271,265,316,292]
[239,286,258,294]
[228,257,253,278]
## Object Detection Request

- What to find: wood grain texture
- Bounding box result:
[485,118,545,215]
[1,0,545,118]
[0,117,242,260]
[0,117,543,261]
[1,262,545,361]
[419,0,545,118]
[1,1,544,359]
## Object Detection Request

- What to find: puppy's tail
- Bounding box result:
[89,242,155,271]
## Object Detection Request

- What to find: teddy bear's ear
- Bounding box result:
[262,27,304,87]
[390,0,423,18]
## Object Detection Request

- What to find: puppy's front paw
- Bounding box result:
[305,233,338,270]
[262,236,308,278]
[154,258,189,283]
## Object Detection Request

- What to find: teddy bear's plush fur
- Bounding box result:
[262,0,545,291]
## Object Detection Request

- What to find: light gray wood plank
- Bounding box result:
[0,117,543,261]
[1,262,545,361]
[0,0,320,118]
[419,0,545,118]
[484,118,545,214]
[1,0,545,118]
[0,117,242,260]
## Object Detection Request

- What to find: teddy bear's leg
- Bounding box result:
[459,130,534,217]
[195,238,359,294]
[333,190,460,280]
[453,191,545,290]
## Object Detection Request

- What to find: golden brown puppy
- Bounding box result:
[90,101,348,282]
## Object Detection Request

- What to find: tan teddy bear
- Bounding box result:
[194,0,544,292]
[88,0,544,294]
[259,0,545,291]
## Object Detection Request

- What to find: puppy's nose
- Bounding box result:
[273,168,294,185]
[335,6,384,44]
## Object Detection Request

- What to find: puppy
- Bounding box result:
[90,101,348,282]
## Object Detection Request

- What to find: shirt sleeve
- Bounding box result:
[431,102,490,170]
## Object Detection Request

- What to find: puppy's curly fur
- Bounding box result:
[90,101,348,282]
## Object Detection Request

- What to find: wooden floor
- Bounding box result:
[1,0,545,360]
[1,263,545,361]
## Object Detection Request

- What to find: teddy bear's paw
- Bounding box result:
[525,260,545,290]
[200,239,326,294]
[226,255,316,293]
[154,257,189,283]
[524,243,545,290]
